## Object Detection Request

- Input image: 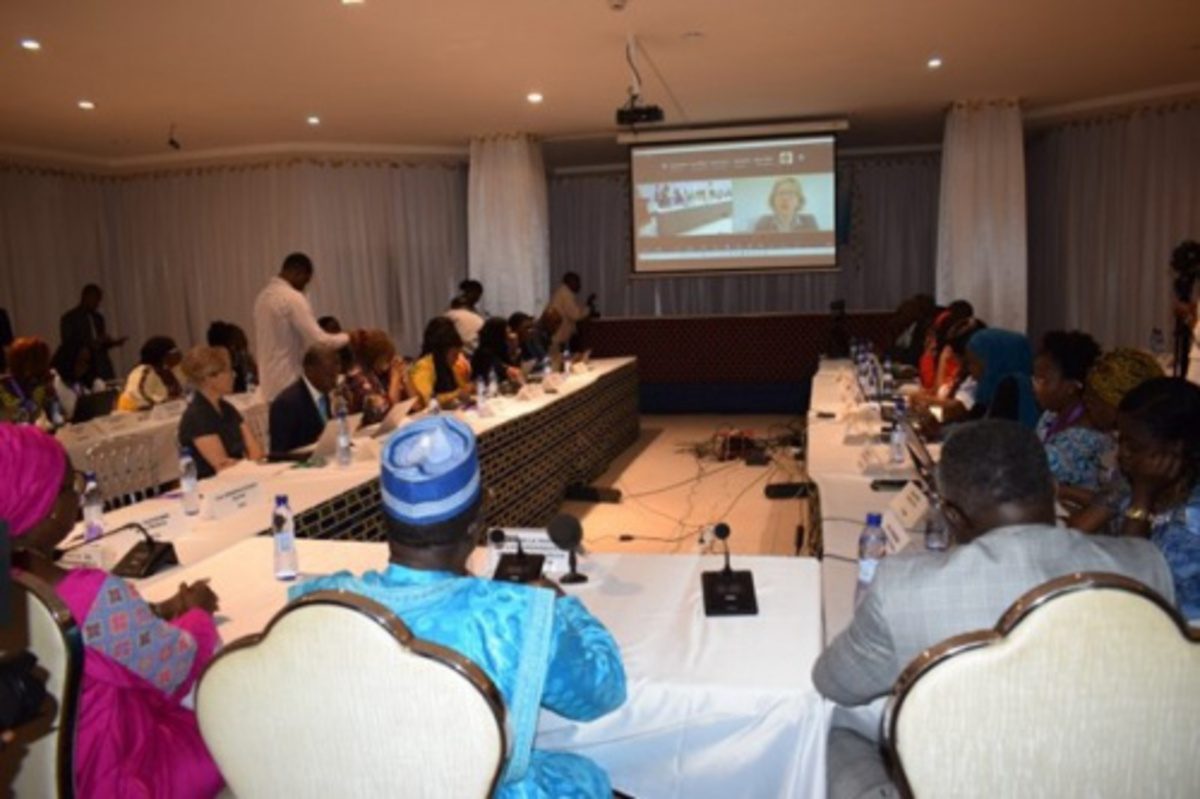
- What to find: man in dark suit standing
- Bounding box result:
[268,344,342,454]
[0,307,12,372]
[59,284,125,381]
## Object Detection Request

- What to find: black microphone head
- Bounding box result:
[547,514,583,551]
[713,522,731,541]
[488,529,506,547]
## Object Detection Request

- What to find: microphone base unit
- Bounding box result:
[701,569,758,616]
[560,571,589,585]
[112,540,179,579]
[493,554,546,584]
[564,484,622,504]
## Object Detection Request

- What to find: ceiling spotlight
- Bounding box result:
[20,38,41,51]
[341,0,365,4]
[307,115,321,126]
[526,92,544,105]
[78,100,96,110]
[927,56,943,70]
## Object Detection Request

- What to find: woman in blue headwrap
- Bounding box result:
[963,328,1039,428]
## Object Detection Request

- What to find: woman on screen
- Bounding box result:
[754,176,818,233]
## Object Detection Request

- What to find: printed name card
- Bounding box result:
[881,510,913,554]
[485,528,570,574]
[202,480,262,521]
[889,481,932,529]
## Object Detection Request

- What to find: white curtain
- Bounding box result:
[468,135,549,318]
[0,159,467,373]
[936,101,1028,331]
[1027,103,1200,349]
[548,154,940,316]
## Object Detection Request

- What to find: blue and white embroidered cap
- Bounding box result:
[380,416,481,526]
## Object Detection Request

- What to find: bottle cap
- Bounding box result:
[275,494,288,506]
[866,513,883,526]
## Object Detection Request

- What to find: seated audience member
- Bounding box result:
[290,416,627,797]
[178,346,264,478]
[50,341,106,419]
[926,300,974,390]
[409,317,472,410]
[1,425,223,798]
[812,419,1174,799]
[0,337,57,424]
[886,294,936,367]
[118,336,184,411]
[206,321,259,394]
[509,310,560,364]
[471,317,523,386]
[445,296,485,353]
[268,344,342,454]
[910,318,986,422]
[1071,378,1200,621]
[343,329,407,423]
[1033,330,1110,491]
[949,328,1037,427]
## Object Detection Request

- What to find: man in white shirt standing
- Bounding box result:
[544,272,595,351]
[253,252,349,401]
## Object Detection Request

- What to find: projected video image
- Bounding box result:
[630,135,837,274]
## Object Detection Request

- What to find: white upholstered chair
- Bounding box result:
[883,572,1200,799]
[196,590,507,798]
[84,433,158,508]
[0,569,84,799]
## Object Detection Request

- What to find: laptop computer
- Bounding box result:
[70,389,118,424]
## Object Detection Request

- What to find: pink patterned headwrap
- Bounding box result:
[0,424,68,537]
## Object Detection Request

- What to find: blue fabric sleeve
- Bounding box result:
[539,597,626,722]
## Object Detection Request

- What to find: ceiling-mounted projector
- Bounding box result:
[616,103,664,126]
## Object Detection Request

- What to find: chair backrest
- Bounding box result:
[0,569,83,799]
[196,590,506,798]
[884,572,1200,799]
[84,433,157,507]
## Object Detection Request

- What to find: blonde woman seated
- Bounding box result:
[409,317,473,411]
[178,346,263,478]
[118,336,184,411]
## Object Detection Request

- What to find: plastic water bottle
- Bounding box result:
[48,397,65,429]
[179,447,201,515]
[890,399,908,465]
[334,397,352,467]
[245,370,257,396]
[429,397,441,415]
[925,503,949,551]
[855,513,887,607]
[81,472,105,542]
[272,495,299,580]
[881,357,895,396]
[487,375,499,399]
[562,347,572,375]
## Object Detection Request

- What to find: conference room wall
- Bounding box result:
[0,160,468,376]
[1027,103,1200,350]
[547,154,942,318]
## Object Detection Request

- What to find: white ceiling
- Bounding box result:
[1,0,1197,164]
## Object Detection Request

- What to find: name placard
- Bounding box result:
[484,529,570,574]
[881,510,913,555]
[889,481,931,529]
[202,480,262,521]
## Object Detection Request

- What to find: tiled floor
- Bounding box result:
[560,414,811,558]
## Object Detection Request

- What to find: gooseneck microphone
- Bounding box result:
[700,521,758,616]
[548,513,588,585]
[490,528,545,584]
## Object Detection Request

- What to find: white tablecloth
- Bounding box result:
[64,360,636,568]
[57,392,268,487]
[138,539,830,799]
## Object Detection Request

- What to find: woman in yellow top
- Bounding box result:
[409,317,473,411]
[118,336,184,411]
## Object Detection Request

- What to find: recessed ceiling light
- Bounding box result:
[341,0,364,4]
[20,38,41,51]
[682,31,705,40]
[307,115,321,126]
[78,100,96,110]
[927,56,943,70]
[527,92,544,105]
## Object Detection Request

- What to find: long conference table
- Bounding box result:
[58,355,931,798]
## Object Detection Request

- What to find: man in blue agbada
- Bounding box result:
[290,415,627,797]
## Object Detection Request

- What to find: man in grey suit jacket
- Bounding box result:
[813,419,1175,799]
